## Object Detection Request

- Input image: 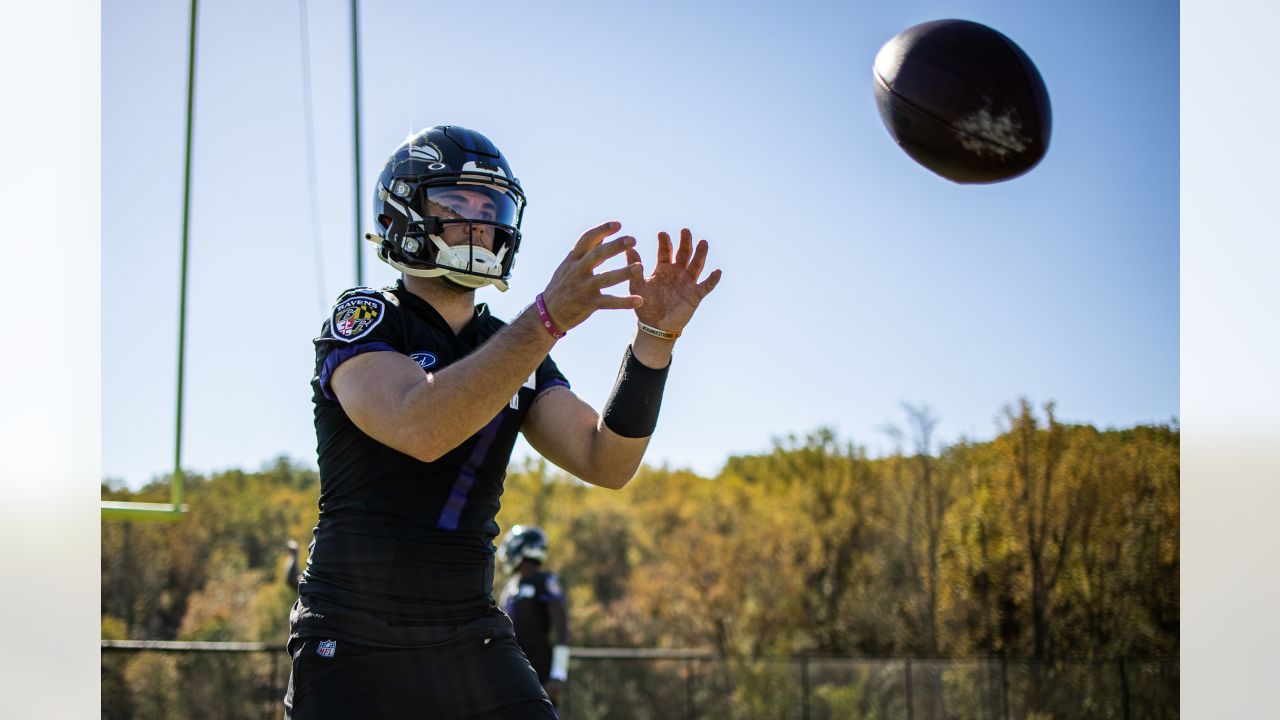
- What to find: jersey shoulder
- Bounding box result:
[322,286,403,344]
[475,304,509,337]
[535,571,565,600]
[333,285,401,305]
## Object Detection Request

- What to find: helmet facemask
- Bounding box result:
[371,173,525,292]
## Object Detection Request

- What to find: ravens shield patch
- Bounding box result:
[331,296,385,341]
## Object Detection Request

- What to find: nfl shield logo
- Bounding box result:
[316,639,337,658]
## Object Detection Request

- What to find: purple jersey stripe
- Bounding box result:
[319,341,397,400]
[436,413,504,530]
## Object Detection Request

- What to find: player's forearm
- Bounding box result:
[400,306,555,461]
[579,425,650,489]
[551,602,571,646]
[580,335,675,487]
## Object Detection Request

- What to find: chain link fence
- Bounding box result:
[101,641,1177,719]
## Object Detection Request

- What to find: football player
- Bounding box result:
[283,539,301,588]
[284,125,720,719]
[499,526,570,707]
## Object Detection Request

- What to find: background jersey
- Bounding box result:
[296,282,568,645]
[500,570,564,681]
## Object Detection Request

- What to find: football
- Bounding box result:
[873,19,1051,184]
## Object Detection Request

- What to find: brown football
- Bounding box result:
[873,19,1051,184]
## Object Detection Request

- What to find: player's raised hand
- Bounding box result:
[540,221,645,332]
[626,228,721,334]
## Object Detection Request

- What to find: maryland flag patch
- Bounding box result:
[331,295,385,341]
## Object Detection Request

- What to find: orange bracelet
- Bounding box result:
[637,321,680,340]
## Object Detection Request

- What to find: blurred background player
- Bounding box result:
[283,539,301,588]
[499,526,570,707]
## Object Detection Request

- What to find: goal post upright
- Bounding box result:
[102,0,199,523]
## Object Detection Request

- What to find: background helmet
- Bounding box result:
[368,126,526,291]
[498,524,548,574]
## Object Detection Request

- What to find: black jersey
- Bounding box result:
[294,281,568,647]
[500,570,564,680]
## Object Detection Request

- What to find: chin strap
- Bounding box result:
[364,232,510,292]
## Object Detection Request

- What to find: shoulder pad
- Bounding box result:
[334,286,381,302]
[475,303,506,328]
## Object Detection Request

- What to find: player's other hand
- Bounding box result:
[541,221,644,332]
[544,680,563,706]
[627,227,721,333]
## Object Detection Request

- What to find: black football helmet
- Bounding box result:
[498,525,548,574]
[367,126,526,291]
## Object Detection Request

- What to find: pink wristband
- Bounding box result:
[535,292,565,339]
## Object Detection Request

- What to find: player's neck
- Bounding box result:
[403,275,477,334]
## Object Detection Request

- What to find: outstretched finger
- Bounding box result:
[624,245,644,268]
[624,246,646,293]
[597,294,644,310]
[571,221,621,259]
[697,268,723,297]
[582,235,636,269]
[594,263,643,289]
[674,228,694,267]
[656,231,673,264]
[688,239,709,280]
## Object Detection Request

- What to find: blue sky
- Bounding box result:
[102,0,1179,487]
